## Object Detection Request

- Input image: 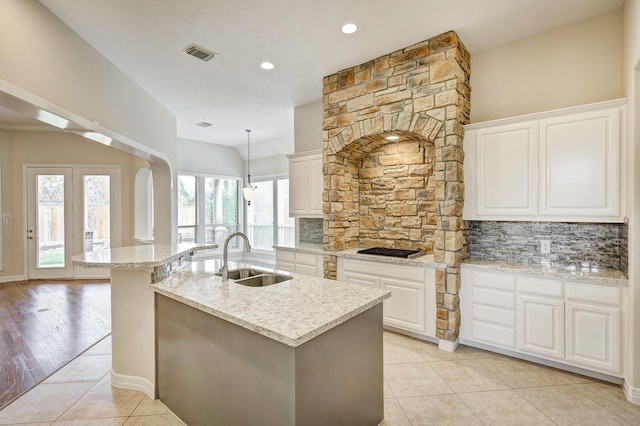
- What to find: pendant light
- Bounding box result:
[241,129,256,205]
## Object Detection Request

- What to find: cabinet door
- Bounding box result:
[295,263,317,277]
[308,154,323,214]
[276,261,295,273]
[539,107,621,219]
[381,278,425,333]
[340,271,380,289]
[289,157,309,215]
[473,122,539,217]
[517,295,565,360]
[566,301,621,374]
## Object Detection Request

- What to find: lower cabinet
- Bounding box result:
[565,281,622,374]
[461,267,625,377]
[337,257,435,338]
[460,270,516,349]
[275,249,323,278]
[516,276,565,360]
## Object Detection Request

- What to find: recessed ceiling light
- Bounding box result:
[197,121,212,127]
[260,62,274,70]
[386,135,400,141]
[341,23,358,34]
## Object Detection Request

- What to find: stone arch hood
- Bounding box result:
[327,114,445,158]
[321,30,471,342]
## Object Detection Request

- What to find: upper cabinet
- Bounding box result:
[464,99,626,223]
[288,150,323,217]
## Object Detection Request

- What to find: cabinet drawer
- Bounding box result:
[472,322,516,349]
[473,304,515,327]
[471,270,516,291]
[276,250,295,262]
[517,276,563,298]
[342,259,425,282]
[295,252,317,266]
[565,282,621,307]
[472,287,516,310]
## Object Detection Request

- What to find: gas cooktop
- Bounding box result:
[356,247,422,259]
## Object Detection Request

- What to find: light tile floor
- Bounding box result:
[1,331,640,425]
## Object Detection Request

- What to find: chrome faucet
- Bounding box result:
[220,232,251,282]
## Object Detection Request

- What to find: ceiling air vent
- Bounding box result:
[184,43,216,62]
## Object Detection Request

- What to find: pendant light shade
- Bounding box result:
[242,129,256,204]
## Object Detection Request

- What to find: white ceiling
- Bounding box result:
[6,0,625,158]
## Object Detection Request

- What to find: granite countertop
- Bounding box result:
[71,243,217,269]
[150,258,391,347]
[463,258,628,286]
[273,244,444,267]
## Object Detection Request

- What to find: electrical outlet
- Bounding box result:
[540,240,551,254]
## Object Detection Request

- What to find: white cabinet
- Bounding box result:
[337,257,435,337]
[275,250,295,273]
[539,107,621,218]
[516,276,564,360]
[565,281,622,374]
[288,150,323,217]
[461,270,516,349]
[463,99,625,222]
[465,122,538,217]
[461,266,625,377]
[275,249,323,277]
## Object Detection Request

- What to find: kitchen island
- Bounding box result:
[74,245,390,426]
[152,258,390,426]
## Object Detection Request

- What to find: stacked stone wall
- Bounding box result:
[322,31,471,341]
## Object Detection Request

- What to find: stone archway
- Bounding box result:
[322,31,471,342]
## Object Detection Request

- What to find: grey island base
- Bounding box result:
[157,296,383,426]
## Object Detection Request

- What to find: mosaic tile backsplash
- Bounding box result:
[468,221,627,274]
[299,218,323,244]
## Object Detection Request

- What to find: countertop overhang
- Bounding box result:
[71,243,217,269]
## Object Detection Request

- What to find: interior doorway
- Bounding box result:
[25,165,121,279]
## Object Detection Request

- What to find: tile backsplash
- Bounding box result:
[468,221,627,274]
[299,218,323,244]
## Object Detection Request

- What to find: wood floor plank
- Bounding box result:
[0,279,111,409]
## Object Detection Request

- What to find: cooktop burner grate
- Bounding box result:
[357,247,422,259]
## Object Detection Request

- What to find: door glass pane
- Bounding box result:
[83,175,110,252]
[204,177,239,245]
[277,178,295,247]
[36,175,65,268]
[178,175,197,243]
[247,180,273,250]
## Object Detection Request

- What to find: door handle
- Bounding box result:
[27,236,34,240]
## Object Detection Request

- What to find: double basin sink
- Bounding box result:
[215,268,293,287]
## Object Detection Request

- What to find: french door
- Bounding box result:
[26,166,121,279]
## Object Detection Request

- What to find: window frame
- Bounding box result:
[177,172,243,249]
[245,173,292,254]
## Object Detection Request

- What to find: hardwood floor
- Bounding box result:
[0,279,111,409]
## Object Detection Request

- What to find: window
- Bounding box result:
[177,173,241,247]
[246,176,293,251]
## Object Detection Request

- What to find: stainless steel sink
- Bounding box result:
[215,268,293,287]
[215,268,264,280]
[234,273,293,287]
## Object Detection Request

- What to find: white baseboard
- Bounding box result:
[438,339,459,352]
[624,380,640,405]
[0,275,25,284]
[111,370,154,398]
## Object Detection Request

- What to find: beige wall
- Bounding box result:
[0,130,142,280]
[623,0,640,402]
[294,101,323,153]
[470,10,623,123]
